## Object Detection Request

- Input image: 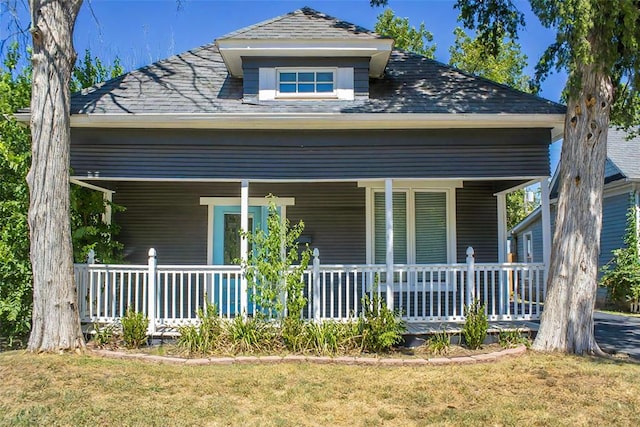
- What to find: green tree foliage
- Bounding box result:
[600,202,640,307]
[0,43,33,342]
[374,9,435,58]
[0,43,124,343]
[449,27,532,93]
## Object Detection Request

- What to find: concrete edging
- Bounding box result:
[89,345,527,366]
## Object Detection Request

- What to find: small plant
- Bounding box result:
[242,196,312,319]
[462,299,488,350]
[177,302,222,355]
[302,321,359,355]
[357,276,405,353]
[92,323,117,348]
[498,328,531,349]
[427,327,450,355]
[121,308,149,349]
[225,316,277,354]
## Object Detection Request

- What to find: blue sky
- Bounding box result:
[2,0,565,171]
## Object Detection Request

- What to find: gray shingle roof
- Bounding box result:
[606,128,640,180]
[69,9,566,116]
[219,7,380,40]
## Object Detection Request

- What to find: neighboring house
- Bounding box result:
[511,128,640,275]
[19,8,565,330]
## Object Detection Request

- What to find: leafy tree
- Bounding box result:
[0,43,33,343]
[374,9,436,58]
[373,0,640,354]
[449,27,532,93]
[447,27,537,229]
[0,34,123,346]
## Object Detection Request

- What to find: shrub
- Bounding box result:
[498,328,531,348]
[92,323,117,349]
[462,299,488,349]
[242,196,311,320]
[302,321,359,355]
[177,302,222,355]
[357,278,405,353]
[600,203,640,308]
[121,308,148,349]
[427,327,450,355]
[225,316,278,354]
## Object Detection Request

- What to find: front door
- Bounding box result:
[212,206,264,315]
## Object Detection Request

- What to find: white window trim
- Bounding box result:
[364,185,457,265]
[199,196,295,265]
[523,231,534,263]
[259,67,354,101]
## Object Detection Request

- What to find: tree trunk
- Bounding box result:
[27,0,84,352]
[532,61,613,355]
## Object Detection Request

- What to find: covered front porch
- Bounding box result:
[73,175,552,334]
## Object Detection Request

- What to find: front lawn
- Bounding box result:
[1,351,639,426]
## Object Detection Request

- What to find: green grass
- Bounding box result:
[1,351,639,426]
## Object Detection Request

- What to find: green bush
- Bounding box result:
[225,316,278,354]
[357,281,405,353]
[177,302,222,355]
[121,308,148,349]
[462,299,488,349]
[302,321,359,355]
[92,323,117,349]
[498,328,531,348]
[427,327,451,355]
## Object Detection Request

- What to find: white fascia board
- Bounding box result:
[216,38,393,78]
[493,179,543,196]
[57,113,565,133]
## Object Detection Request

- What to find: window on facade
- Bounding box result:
[523,232,533,263]
[278,70,335,95]
[374,191,448,264]
[223,214,253,265]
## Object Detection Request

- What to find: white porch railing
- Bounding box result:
[75,247,546,334]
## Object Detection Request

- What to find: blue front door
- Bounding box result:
[212,206,265,315]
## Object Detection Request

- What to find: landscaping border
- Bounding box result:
[89,345,527,366]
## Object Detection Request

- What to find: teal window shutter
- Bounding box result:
[415,192,447,263]
[374,192,407,264]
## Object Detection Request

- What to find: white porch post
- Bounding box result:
[497,193,507,263]
[385,178,394,310]
[540,177,552,282]
[240,180,249,317]
[147,248,157,336]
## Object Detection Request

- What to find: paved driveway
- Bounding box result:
[594,311,640,359]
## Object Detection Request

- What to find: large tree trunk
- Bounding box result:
[27,0,84,352]
[532,62,613,354]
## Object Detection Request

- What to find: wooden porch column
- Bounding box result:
[385,178,394,310]
[496,193,507,263]
[540,177,552,282]
[240,180,249,316]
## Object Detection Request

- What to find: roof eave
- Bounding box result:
[14,112,565,132]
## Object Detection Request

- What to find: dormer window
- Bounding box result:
[278,69,335,96]
[258,67,355,101]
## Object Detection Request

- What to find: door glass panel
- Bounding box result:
[223,214,253,265]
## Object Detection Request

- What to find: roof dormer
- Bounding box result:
[215,8,393,79]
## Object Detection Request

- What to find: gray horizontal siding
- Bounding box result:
[599,192,633,268]
[111,181,365,265]
[456,182,498,263]
[242,57,370,97]
[71,128,551,180]
[109,180,506,265]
